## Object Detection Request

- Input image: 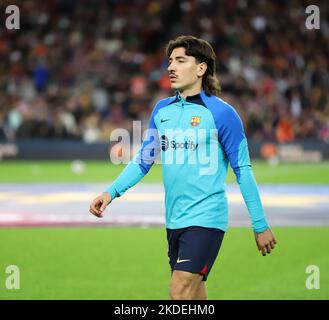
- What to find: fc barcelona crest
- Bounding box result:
[190,116,201,127]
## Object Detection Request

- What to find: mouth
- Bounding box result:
[169,74,178,82]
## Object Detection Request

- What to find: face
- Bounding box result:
[167,47,207,92]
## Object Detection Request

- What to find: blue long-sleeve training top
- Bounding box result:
[105,90,269,233]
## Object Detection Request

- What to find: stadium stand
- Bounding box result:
[0,0,328,144]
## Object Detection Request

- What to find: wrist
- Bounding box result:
[104,185,117,200]
[253,224,269,234]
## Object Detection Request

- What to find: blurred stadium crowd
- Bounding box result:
[0,0,328,144]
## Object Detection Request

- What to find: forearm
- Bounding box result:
[236,165,269,233]
[105,160,145,200]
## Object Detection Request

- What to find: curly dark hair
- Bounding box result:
[166,35,221,96]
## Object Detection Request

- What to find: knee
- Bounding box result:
[169,282,190,300]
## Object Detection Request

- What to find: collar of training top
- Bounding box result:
[174,90,207,107]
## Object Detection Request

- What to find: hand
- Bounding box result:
[254,229,277,256]
[89,192,112,218]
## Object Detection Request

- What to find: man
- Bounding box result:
[89,35,277,300]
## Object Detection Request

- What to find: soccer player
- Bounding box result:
[89,35,277,300]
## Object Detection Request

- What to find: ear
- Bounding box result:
[197,62,207,78]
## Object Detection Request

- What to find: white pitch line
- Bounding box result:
[0,191,328,207]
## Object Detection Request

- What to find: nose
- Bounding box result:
[168,61,176,73]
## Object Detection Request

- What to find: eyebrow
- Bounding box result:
[168,56,187,61]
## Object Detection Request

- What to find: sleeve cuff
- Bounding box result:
[104,185,118,200]
[253,222,270,233]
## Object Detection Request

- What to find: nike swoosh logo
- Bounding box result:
[176,259,191,264]
[161,119,170,123]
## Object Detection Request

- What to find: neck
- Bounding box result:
[179,82,203,98]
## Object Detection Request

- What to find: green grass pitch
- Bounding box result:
[0,160,329,184]
[0,227,328,300]
[0,160,328,299]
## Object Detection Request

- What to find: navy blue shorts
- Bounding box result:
[166,226,225,281]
